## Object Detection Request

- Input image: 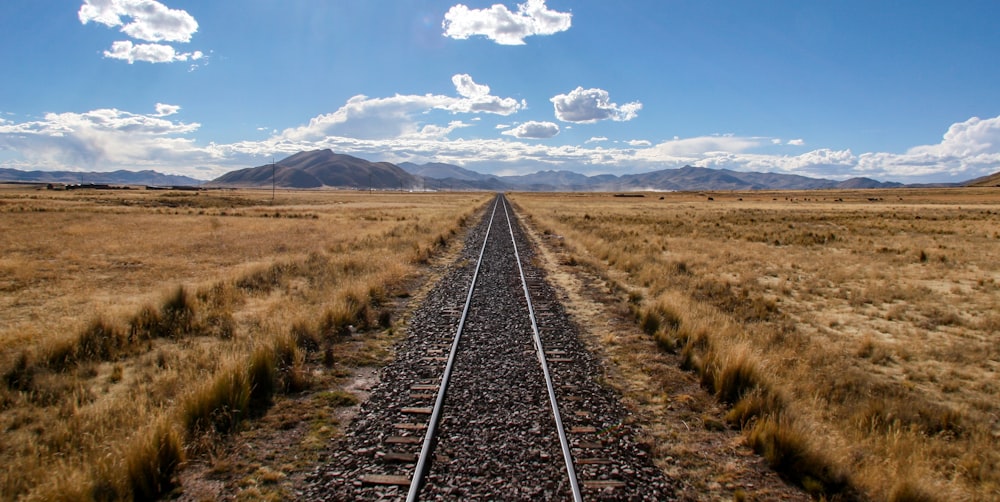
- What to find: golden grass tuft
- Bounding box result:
[747,416,849,497]
[124,419,185,500]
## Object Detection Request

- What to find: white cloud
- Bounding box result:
[103,40,203,64]
[412,121,473,140]
[771,138,782,145]
[446,74,525,114]
[496,124,511,130]
[442,0,572,45]
[452,73,490,98]
[501,121,560,139]
[585,136,608,144]
[4,99,999,184]
[551,87,642,123]
[627,139,652,147]
[280,74,522,141]
[635,135,764,159]
[0,106,202,172]
[154,103,180,117]
[787,138,805,146]
[79,0,202,65]
[853,115,1000,178]
[79,0,198,43]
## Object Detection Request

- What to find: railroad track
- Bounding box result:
[307,194,672,500]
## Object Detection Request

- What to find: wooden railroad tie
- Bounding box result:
[394,423,427,431]
[386,436,423,445]
[401,407,433,415]
[576,458,613,465]
[379,451,418,463]
[583,480,626,489]
[360,474,412,486]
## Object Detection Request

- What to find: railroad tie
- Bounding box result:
[360,474,412,487]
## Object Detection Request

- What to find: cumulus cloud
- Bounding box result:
[5,100,1000,184]
[443,0,572,45]
[627,139,652,147]
[280,74,523,141]
[551,87,642,123]
[787,138,805,146]
[585,136,608,144]
[154,103,180,116]
[854,115,1000,178]
[79,0,198,42]
[103,40,203,64]
[79,0,202,65]
[635,135,764,159]
[501,121,560,139]
[0,106,202,171]
[446,74,525,114]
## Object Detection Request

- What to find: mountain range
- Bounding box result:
[0,168,202,186]
[4,150,995,191]
[209,149,911,191]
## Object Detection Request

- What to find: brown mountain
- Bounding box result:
[966,171,1000,187]
[208,150,419,189]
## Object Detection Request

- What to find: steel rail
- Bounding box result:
[501,196,584,502]
[405,196,500,502]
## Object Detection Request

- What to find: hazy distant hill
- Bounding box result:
[965,171,1000,187]
[398,162,498,182]
[833,177,904,189]
[208,150,419,189]
[0,168,202,186]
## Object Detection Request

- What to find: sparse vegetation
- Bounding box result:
[0,186,488,500]
[512,188,1000,501]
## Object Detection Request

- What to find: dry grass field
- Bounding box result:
[510,188,1000,501]
[0,185,489,500]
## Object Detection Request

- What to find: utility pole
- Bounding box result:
[271,157,275,203]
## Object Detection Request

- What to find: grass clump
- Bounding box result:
[747,416,849,497]
[124,420,185,500]
[181,361,251,436]
[714,348,763,405]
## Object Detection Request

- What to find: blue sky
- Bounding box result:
[1,0,999,182]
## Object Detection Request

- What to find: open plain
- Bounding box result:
[511,188,1000,500]
[1,185,998,500]
[0,185,489,499]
